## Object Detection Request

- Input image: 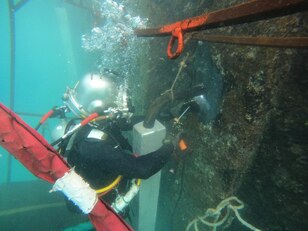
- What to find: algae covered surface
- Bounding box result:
[135,1,308,230]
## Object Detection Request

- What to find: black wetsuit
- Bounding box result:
[66,123,173,189]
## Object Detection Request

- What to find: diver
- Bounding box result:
[48,72,175,214]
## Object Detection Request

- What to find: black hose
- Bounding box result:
[50,118,80,147]
[35,123,41,131]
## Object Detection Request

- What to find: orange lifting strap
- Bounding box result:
[134,0,307,59]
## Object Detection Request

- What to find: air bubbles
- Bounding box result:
[81,0,149,80]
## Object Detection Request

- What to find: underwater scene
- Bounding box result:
[0,0,307,230]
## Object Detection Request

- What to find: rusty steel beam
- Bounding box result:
[135,0,307,36]
[191,34,308,48]
[135,0,307,58]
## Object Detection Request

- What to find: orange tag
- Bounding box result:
[178,139,188,151]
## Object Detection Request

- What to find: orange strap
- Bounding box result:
[167,27,184,59]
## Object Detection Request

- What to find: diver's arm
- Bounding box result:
[79,139,173,179]
[127,143,174,179]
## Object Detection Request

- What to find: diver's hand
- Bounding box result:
[163,132,187,151]
[163,133,177,147]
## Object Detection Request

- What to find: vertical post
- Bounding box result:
[6,0,15,184]
[132,120,166,231]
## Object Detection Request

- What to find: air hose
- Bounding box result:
[51,112,100,146]
[35,106,67,130]
[35,109,54,130]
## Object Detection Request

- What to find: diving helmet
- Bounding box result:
[63,72,132,119]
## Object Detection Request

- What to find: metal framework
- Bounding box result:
[135,0,308,59]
